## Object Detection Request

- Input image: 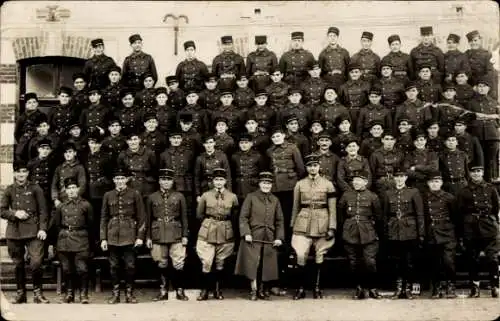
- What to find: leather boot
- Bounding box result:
[468,282,480,298]
[353,285,364,299]
[257,282,271,300]
[404,282,414,300]
[33,288,50,304]
[125,284,138,303]
[107,284,120,304]
[249,289,258,301]
[391,278,404,299]
[213,270,224,300]
[293,266,306,300]
[153,268,168,301]
[368,288,382,299]
[63,289,75,303]
[197,272,210,301]
[80,274,89,304]
[490,279,499,298]
[431,281,443,299]
[12,289,27,304]
[173,269,188,301]
[446,281,457,299]
[312,263,323,299]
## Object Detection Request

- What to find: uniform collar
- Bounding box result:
[127,146,145,156]
[63,159,79,167]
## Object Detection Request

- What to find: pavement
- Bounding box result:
[1,289,500,321]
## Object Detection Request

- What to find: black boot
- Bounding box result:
[353,285,365,299]
[33,288,50,304]
[249,289,258,301]
[125,284,138,303]
[293,266,306,300]
[312,263,323,299]
[80,274,89,304]
[257,282,271,300]
[368,288,382,299]
[14,266,26,304]
[391,278,404,299]
[197,272,210,301]
[213,270,224,300]
[174,269,188,301]
[468,282,480,298]
[63,288,75,303]
[107,284,120,304]
[431,281,443,299]
[446,281,457,299]
[12,289,27,304]
[404,282,414,300]
[153,270,168,301]
[491,279,499,298]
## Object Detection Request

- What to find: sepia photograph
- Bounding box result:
[0,1,499,320]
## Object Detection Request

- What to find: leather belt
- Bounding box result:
[393,213,412,219]
[208,215,230,221]
[349,215,371,222]
[430,216,449,221]
[62,225,85,231]
[301,204,328,209]
[157,217,178,223]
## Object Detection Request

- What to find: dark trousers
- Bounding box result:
[58,251,90,290]
[344,241,379,289]
[480,140,499,181]
[464,237,499,285]
[274,190,294,288]
[389,240,419,284]
[90,198,102,253]
[108,245,136,287]
[7,238,45,290]
[427,242,456,283]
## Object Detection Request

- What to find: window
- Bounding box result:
[18,56,86,113]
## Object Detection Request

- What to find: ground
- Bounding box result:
[1,289,499,321]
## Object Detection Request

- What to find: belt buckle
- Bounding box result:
[396,212,403,219]
[67,226,75,231]
[354,215,360,222]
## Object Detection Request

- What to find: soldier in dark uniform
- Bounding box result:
[456,165,500,298]
[266,69,290,112]
[422,171,458,299]
[53,178,93,304]
[416,65,442,104]
[424,119,444,153]
[213,117,235,156]
[246,35,278,92]
[377,61,406,115]
[15,93,46,161]
[235,172,284,301]
[284,114,310,157]
[140,113,167,157]
[455,71,475,106]
[369,132,404,197]
[308,119,325,150]
[51,142,87,208]
[122,34,158,91]
[71,73,90,117]
[230,133,265,204]
[331,114,357,158]
[318,27,350,90]
[301,60,327,109]
[212,35,245,91]
[383,167,425,300]
[245,90,277,137]
[159,130,196,240]
[278,88,311,134]
[27,114,60,161]
[312,86,349,136]
[356,85,392,138]
[115,88,144,135]
[465,30,497,99]
[290,154,336,300]
[102,66,124,111]
[48,86,76,138]
[199,73,220,113]
[404,128,439,194]
[28,138,56,206]
[117,132,158,200]
[175,40,209,92]
[395,82,432,130]
[444,34,471,84]
[180,91,210,136]
[211,91,243,136]
[100,168,146,304]
[395,118,414,159]
[64,123,88,162]
[439,131,469,196]
[350,31,381,85]
[381,35,413,84]
[359,121,384,158]
[466,78,500,181]
[101,118,127,164]
[194,136,232,200]
[196,168,239,301]
[242,116,271,157]
[454,114,484,168]
[79,88,112,135]
[316,133,340,184]
[134,73,157,110]
[145,168,189,301]
[1,160,49,304]
[83,38,117,90]
[410,26,445,84]
[178,112,203,155]
[337,138,372,193]
[436,84,463,134]
[166,76,186,112]
[339,63,371,125]
[338,170,382,299]
[152,87,177,134]
[279,31,315,87]
[234,75,255,112]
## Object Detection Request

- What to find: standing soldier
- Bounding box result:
[153,87,177,134]
[422,171,457,299]
[102,66,124,111]
[145,168,189,301]
[199,74,221,113]
[233,75,255,112]
[122,34,158,91]
[350,32,380,85]
[378,61,406,116]
[15,93,47,161]
[454,114,484,168]
[166,76,186,112]
[443,34,471,84]
[246,35,278,92]
[245,90,277,137]
[318,27,350,90]
[456,165,500,298]
[369,132,404,197]
[79,88,112,135]
[338,170,382,299]
[52,178,93,304]
[48,86,76,139]
[100,168,146,304]
[301,61,327,109]
[465,30,497,99]
[356,85,392,138]
[235,172,284,301]
[196,168,239,301]
[410,26,445,84]
[180,92,210,137]
[337,138,372,193]
[466,78,500,182]
[83,38,117,90]
[383,167,425,300]
[114,88,144,135]
[316,133,340,184]
[175,40,209,92]
[339,63,371,125]
[279,31,315,87]
[290,154,337,300]
[381,35,413,84]
[212,36,245,91]
[439,131,469,196]
[71,73,90,117]
[135,73,157,110]
[312,86,349,136]
[27,138,56,209]
[101,118,127,165]
[1,160,49,304]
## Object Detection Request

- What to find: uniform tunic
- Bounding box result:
[15,110,46,159]
[194,151,232,196]
[465,48,496,93]
[101,134,127,164]
[83,54,117,90]
[117,146,158,197]
[114,105,144,135]
[394,99,432,130]
[416,79,442,104]
[439,149,469,195]
[444,50,471,81]
[102,83,125,110]
[422,190,456,244]
[381,51,414,82]
[84,150,113,200]
[378,76,406,111]
[360,137,382,158]
[28,155,55,199]
[168,89,186,112]
[79,103,112,131]
[210,104,243,135]
[122,51,158,91]
[410,43,445,83]
[234,87,255,111]
[277,103,311,133]
[245,105,277,135]
[338,79,371,124]
[175,58,209,92]
[230,150,265,199]
[199,89,220,112]
[350,49,381,84]
[71,90,90,117]
[146,190,188,244]
[48,104,77,136]
[140,130,167,156]
[54,197,93,252]
[317,150,340,184]
[212,51,246,89]
[356,104,392,138]
[337,155,372,192]
[318,44,350,89]
[246,48,279,91]
[178,104,210,135]
[369,147,404,194]
[404,148,439,192]
[159,146,195,194]
[267,142,305,192]
[331,131,358,158]
[266,81,290,111]
[150,104,177,134]
[300,77,327,108]
[135,88,157,110]
[285,132,310,158]
[51,160,87,202]
[279,48,315,86]
[456,131,484,167]
[214,133,235,156]
[455,83,475,107]
[312,101,349,135]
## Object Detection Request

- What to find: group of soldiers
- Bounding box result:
[3,24,500,305]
